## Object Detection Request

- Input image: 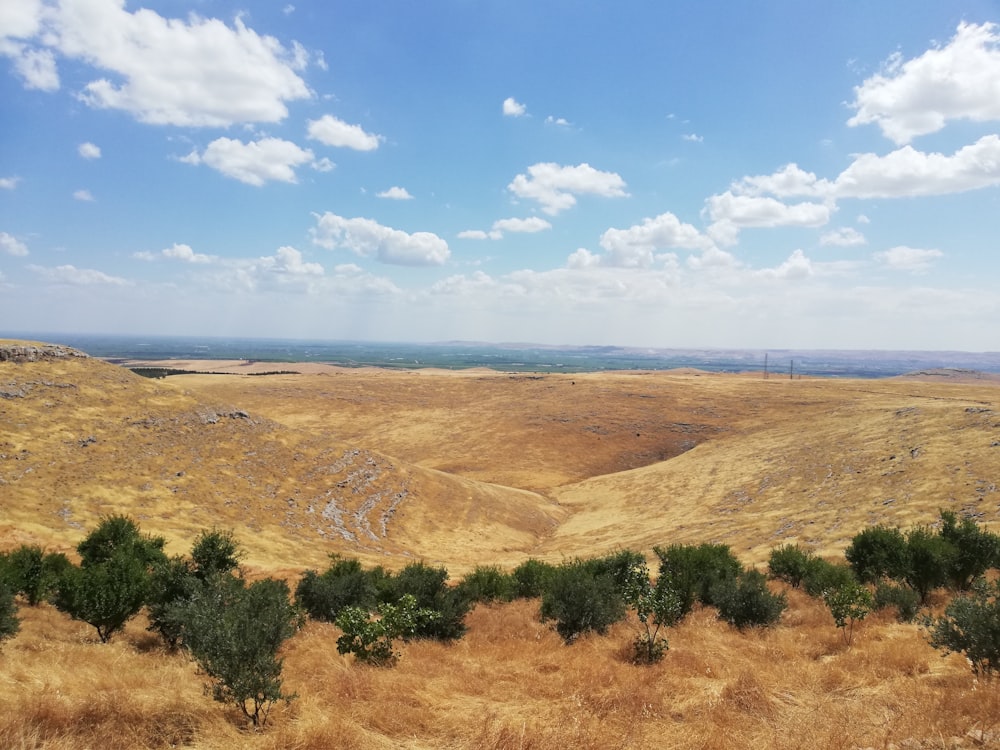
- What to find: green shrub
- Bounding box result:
[385,562,470,641]
[938,511,999,591]
[653,543,741,615]
[873,582,921,622]
[0,584,18,645]
[712,569,786,630]
[802,558,856,598]
[190,529,242,581]
[147,556,199,649]
[823,581,874,645]
[0,546,70,605]
[295,556,377,623]
[53,551,151,642]
[928,577,1000,679]
[622,560,683,664]
[767,544,813,588]
[335,594,439,667]
[540,559,626,643]
[457,565,515,605]
[903,526,954,603]
[511,559,557,599]
[845,525,908,584]
[582,550,647,590]
[53,517,166,643]
[177,576,302,729]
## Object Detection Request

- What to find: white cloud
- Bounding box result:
[508,162,628,215]
[849,22,1000,144]
[0,0,44,40]
[73,189,95,201]
[755,249,813,281]
[283,5,296,15]
[875,245,943,273]
[819,227,866,247]
[0,177,20,190]
[253,246,323,276]
[0,232,29,256]
[307,115,383,151]
[78,142,101,159]
[188,137,314,186]
[732,164,835,199]
[503,97,526,117]
[492,217,552,234]
[162,243,214,264]
[3,44,59,91]
[457,230,490,240]
[545,115,570,127]
[856,214,871,224]
[682,133,703,143]
[377,186,414,200]
[598,212,713,268]
[834,135,1000,198]
[311,157,335,172]
[46,3,311,127]
[704,191,831,245]
[28,264,129,286]
[311,213,450,266]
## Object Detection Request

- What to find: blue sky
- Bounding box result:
[2,1,1000,351]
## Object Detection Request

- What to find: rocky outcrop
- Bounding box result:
[0,343,89,363]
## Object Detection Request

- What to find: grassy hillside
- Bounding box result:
[2,340,999,748]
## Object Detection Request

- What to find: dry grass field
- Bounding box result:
[2,340,1000,748]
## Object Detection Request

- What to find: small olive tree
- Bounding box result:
[622,560,683,664]
[177,576,302,728]
[824,581,874,645]
[335,594,439,666]
[928,577,1000,680]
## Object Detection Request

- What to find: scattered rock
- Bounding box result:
[0,343,89,362]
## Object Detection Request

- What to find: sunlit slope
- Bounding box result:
[542,378,1000,565]
[0,345,562,571]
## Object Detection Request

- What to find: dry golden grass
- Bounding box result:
[3,342,1000,747]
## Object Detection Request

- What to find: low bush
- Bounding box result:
[295,556,377,622]
[845,525,909,584]
[802,558,856,598]
[540,559,626,643]
[928,577,1000,679]
[622,560,683,664]
[653,543,741,615]
[458,565,515,605]
[767,544,813,588]
[712,569,786,630]
[336,594,439,666]
[823,580,874,645]
[511,559,557,599]
[385,562,470,641]
[0,584,18,645]
[873,582,921,622]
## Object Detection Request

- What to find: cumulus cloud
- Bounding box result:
[4,45,59,91]
[73,189,95,201]
[307,115,383,151]
[377,186,414,200]
[149,243,215,264]
[492,217,552,234]
[755,249,813,280]
[28,263,129,286]
[78,142,101,159]
[849,22,1000,144]
[732,164,835,199]
[704,192,831,246]
[0,177,20,190]
[875,245,943,272]
[457,230,490,240]
[185,137,314,186]
[834,135,1000,198]
[502,97,526,117]
[545,115,570,127]
[820,227,866,247]
[508,162,628,215]
[310,213,450,266]
[39,3,311,126]
[598,212,713,268]
[311,157,335,172]
[0,232,29,256]
[682,133,703,142]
